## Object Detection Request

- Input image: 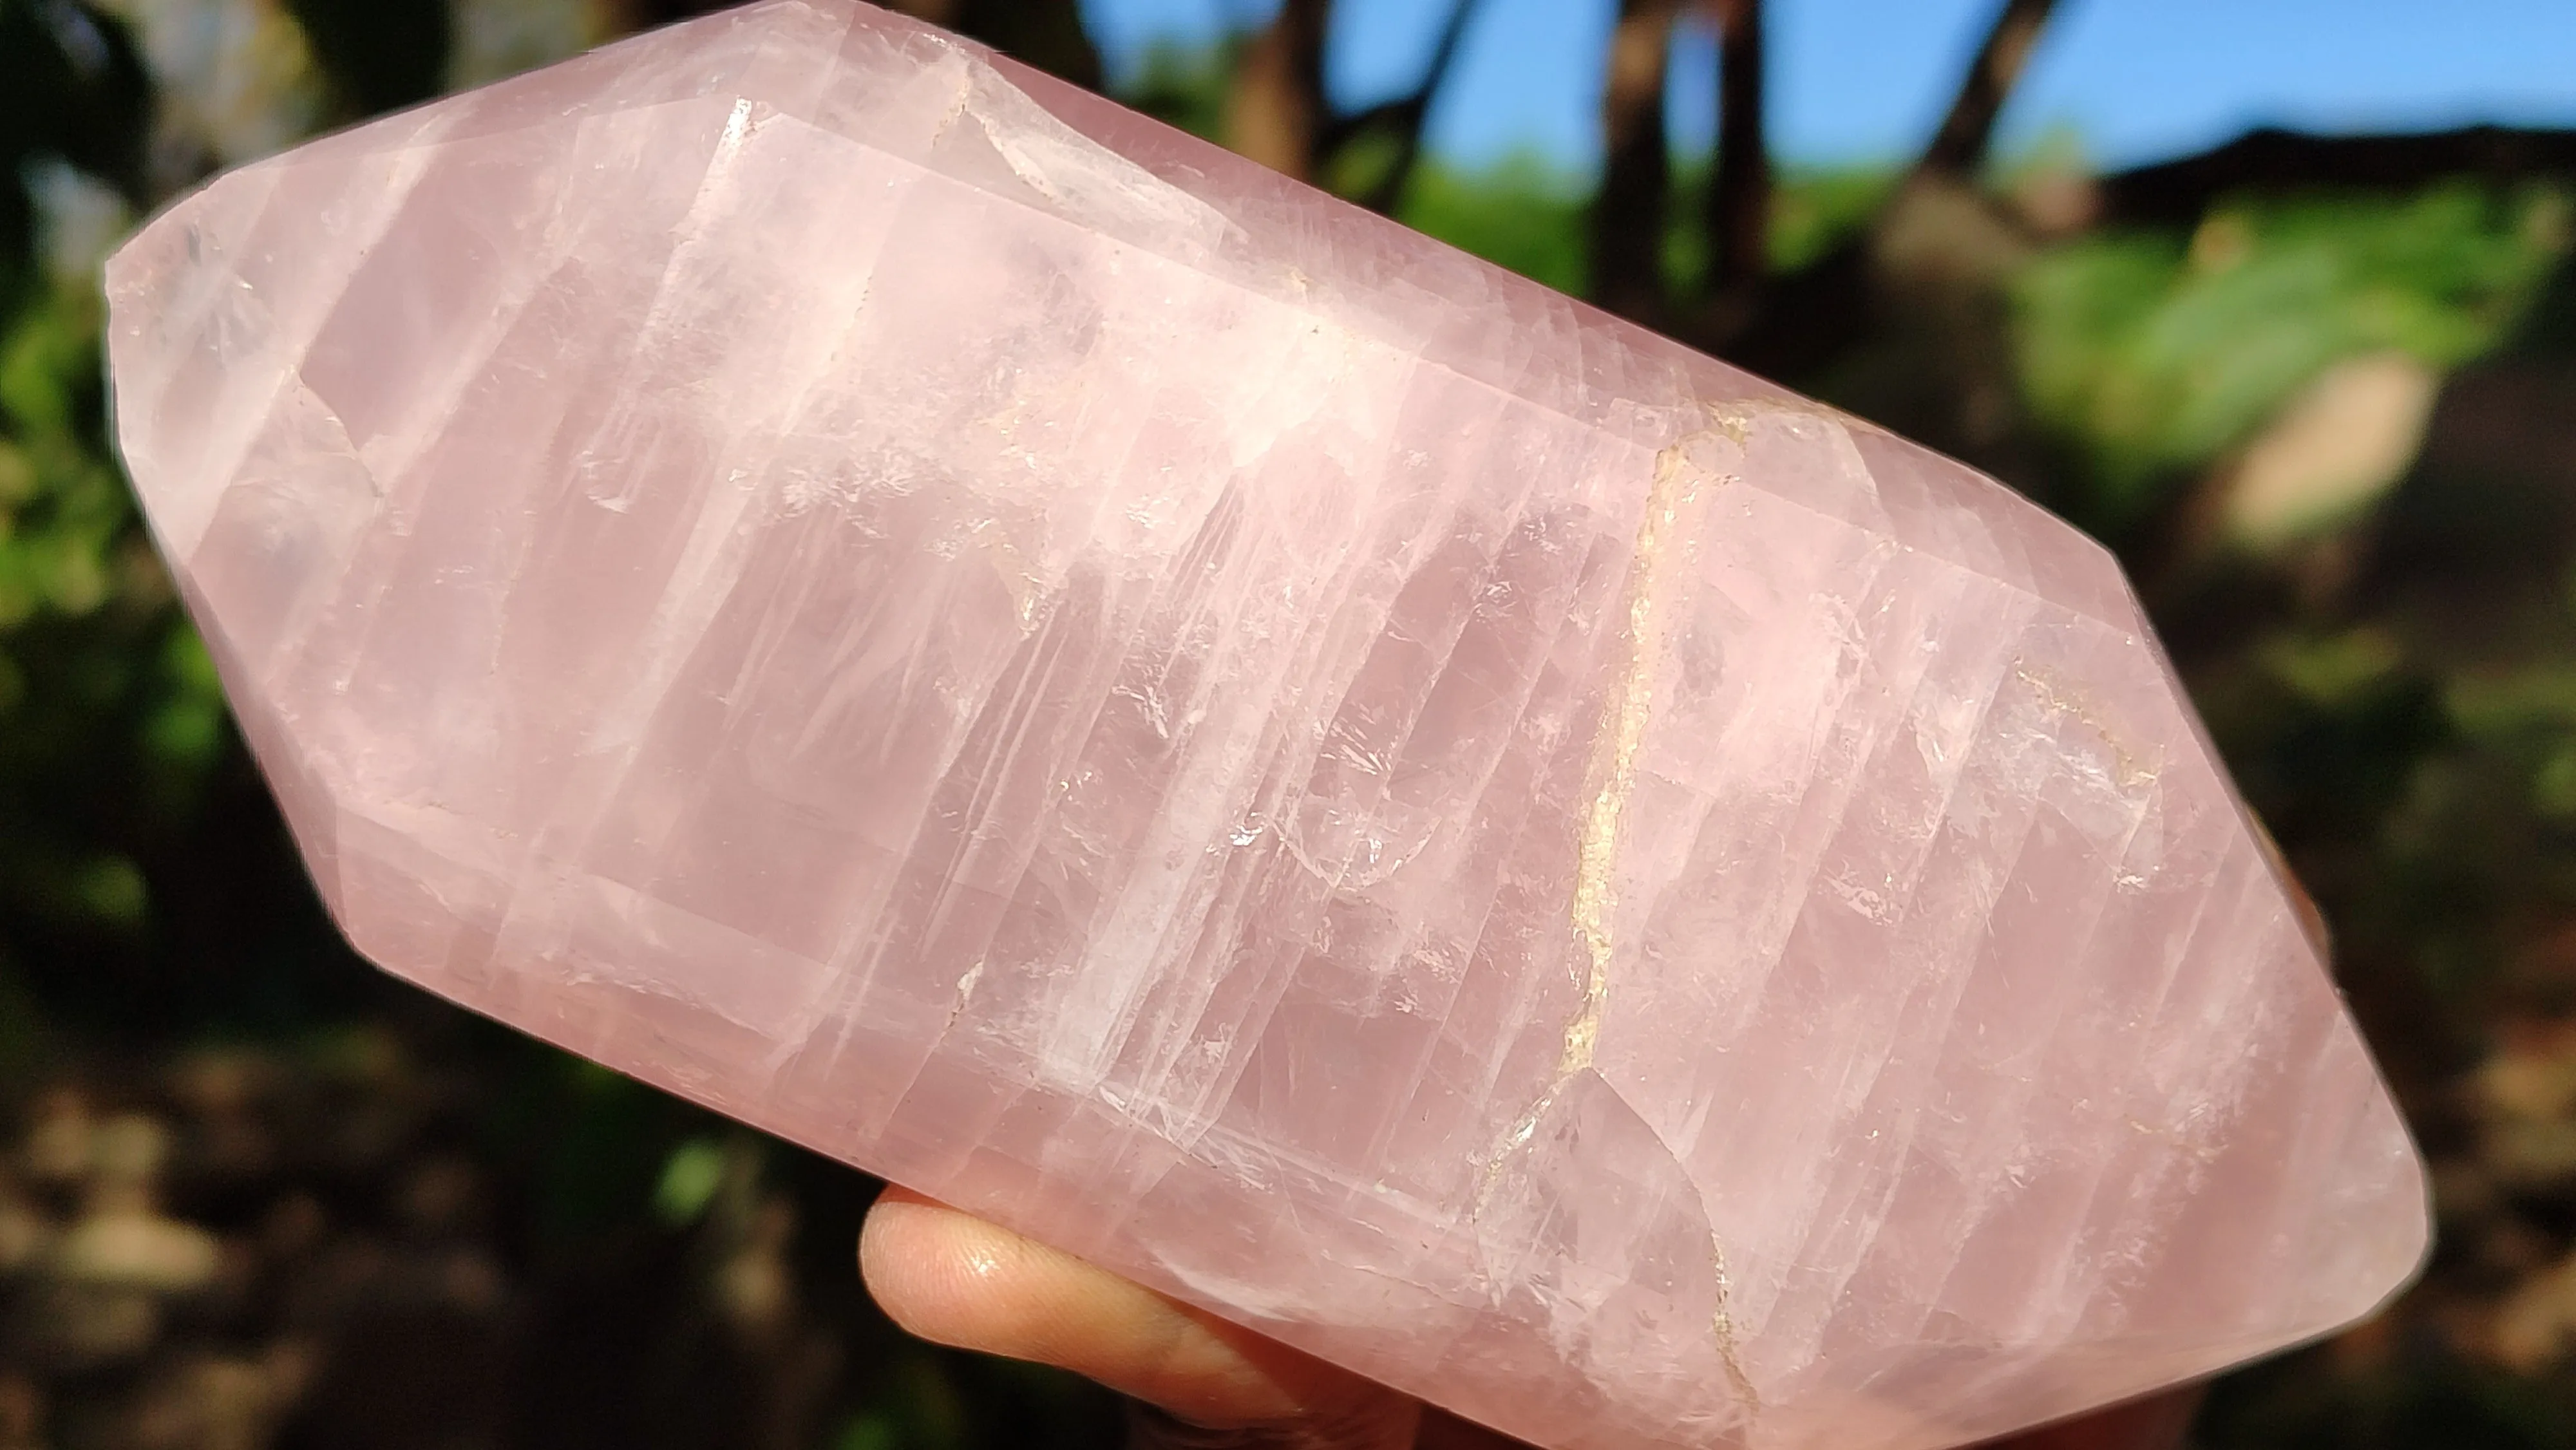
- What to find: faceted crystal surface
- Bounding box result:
[102,5,2429,1445]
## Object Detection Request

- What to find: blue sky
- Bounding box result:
[1077,0,2576,173]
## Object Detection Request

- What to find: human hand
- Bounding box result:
[858,1185,2200,1450]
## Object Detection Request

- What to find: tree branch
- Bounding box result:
[1703,0,1770,296]
[1332,0,1482,215]
[1914,0,2057,180]
[1590,0,1680,323]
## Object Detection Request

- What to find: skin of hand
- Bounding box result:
[859,1185,2201,1450]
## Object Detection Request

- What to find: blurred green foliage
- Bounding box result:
[2016,183,2569,525]
[1401,158,1591,295]
[0,280,231,943]
[0,3,245,1023]
[1117,38,1231,140]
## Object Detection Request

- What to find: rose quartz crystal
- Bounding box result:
[101,3,2428,1445]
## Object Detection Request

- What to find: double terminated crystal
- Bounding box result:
[103,4,2427,1445]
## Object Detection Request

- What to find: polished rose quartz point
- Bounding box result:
[100,3,2429,1445]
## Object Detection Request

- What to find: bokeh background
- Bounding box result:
[3,0,2574,1445]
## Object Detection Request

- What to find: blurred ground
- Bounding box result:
[2,1,2574,1446]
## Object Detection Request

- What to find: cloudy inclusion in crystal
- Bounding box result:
[102,5,2427,1447]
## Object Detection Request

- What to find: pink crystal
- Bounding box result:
[100,4,2428,1445]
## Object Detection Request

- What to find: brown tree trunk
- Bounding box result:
[1226,0,1332,180]
[1591,0,1680,324]
[1703,0,1770,305]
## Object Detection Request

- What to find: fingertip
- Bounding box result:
[855,1185,1403,1435]
[857,1183,1281,1422]
[855,1186,994,1345]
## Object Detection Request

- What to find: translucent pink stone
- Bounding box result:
[101,4,2428,1445]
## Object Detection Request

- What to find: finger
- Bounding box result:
[858,1184,1419,1442]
